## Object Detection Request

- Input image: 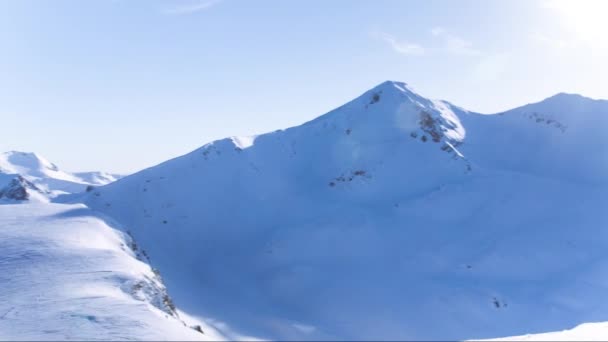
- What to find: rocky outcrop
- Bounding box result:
[0,175,45,201]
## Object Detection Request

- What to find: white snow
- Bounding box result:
[482,322,608,341]
[230,135,258,149]
[83,81,608,340]
[2,80,607,340]
[0,202,223,341]
[0,151,121,198]
[74,171,123,186]
[0,151,78,182]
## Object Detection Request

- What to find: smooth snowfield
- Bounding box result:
[0,203,222,341]
[85,81,608,340]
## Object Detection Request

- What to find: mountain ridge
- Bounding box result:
[82,81,608,340]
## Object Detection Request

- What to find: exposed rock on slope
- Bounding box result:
[0,175,47,201]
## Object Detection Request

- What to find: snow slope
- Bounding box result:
[457,92,608,184]
[82,81,608,340]
[484,321,608,341]
[0,202,224,341]
[0,151,121,200]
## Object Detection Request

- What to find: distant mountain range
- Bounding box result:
[0,151,121,201]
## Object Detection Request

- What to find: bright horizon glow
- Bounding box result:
[544,0,608,50]
[0,0,606,174]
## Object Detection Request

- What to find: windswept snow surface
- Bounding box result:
[84,81,608,340]
[0,203,224,341]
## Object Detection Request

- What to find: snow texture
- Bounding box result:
[0,203,224,340]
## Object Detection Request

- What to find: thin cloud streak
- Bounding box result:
[530,31,576,49]
[431,26,481,56]
[163,0,222,15]
[375,28,480,57]
[374,32,426,56]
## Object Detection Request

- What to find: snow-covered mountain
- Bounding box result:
[0,151,122,201]
[83,81,608,340]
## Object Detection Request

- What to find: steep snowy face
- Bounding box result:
[0,151,121,199]
[86,81,608,340]
[300,81,467,159]
[315,80,466,144]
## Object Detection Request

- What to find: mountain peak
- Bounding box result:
[336,80,466,144]
[537,92,608,108]
[366,80,423,99]
[0,151,123,198]
[512,91,608,117]
[545,92,590,103]
[374,80,413,91]
[4,150,43,159]
[1,151,60,174]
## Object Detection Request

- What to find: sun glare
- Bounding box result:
[544,0,608,47]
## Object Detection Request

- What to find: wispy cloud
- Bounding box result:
[431,26,481,56]
[472,53,510,82]
[163,0,222,15]
[374,27,480,57]
[373,32,426,56]
[530,31,576,49]
[430,27,445,37]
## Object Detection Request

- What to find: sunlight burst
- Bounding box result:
[544,0,608,47]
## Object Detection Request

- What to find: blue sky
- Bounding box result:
[1,0,606,173]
